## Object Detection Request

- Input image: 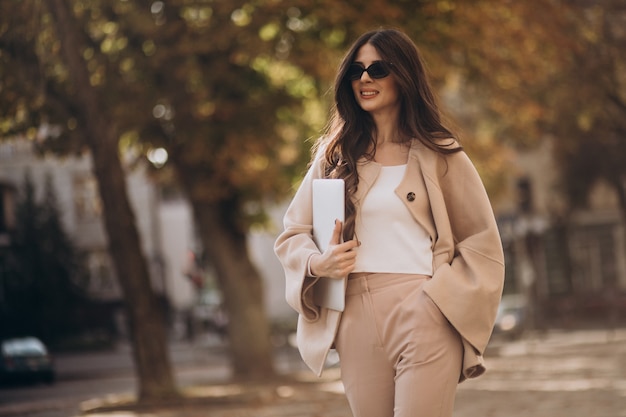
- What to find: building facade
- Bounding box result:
[0,139,198,338]
[0,138,295,343]
[495,138,626,328]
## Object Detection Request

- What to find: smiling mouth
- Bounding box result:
[361,91,378,97]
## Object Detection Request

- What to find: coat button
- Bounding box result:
[406,192,416,202]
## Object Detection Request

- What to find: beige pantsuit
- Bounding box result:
[336,273,462,417]
[275,140,505,415]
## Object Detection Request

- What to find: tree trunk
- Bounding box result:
[47,0,178,401]
[190,199,276,379]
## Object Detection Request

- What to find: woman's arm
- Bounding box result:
[423,150,505,356]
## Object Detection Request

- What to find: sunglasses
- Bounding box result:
[346,61,392,81]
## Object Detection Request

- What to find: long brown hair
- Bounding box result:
[320,28,461,241]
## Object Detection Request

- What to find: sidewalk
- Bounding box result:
[53,336,230,381]
[54,338,353,417]
[80,327,626,417]
[82,368,352,417]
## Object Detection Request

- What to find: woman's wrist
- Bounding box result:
[307,254,320,277]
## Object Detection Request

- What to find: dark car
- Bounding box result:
[0,337,56,385]
[493,294,528,340]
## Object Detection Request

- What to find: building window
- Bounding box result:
[87,251,119,299]
[73,175,102,221]
[569,223,618,293]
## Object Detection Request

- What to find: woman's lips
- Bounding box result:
[360,90,378,98]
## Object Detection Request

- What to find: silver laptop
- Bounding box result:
[311,179,347,312]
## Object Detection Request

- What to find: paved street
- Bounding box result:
[0,328,624,417]
[456,328,626,417]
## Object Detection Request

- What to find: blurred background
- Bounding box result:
[0,0,625,413]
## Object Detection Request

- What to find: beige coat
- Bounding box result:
[274,140,505,381]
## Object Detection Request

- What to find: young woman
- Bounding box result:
[275,28,505,417]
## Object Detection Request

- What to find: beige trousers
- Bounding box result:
[334,273,463,417]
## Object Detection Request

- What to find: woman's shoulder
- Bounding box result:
[410,137,461,153]
[410,137,464,162]
[410,138,476,178]
[432,137,461,151]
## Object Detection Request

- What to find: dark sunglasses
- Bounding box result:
[346,61,392,81]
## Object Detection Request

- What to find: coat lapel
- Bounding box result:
[395,143,437,241]
[354,144,437,244]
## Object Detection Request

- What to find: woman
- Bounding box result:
[274,28,504,417]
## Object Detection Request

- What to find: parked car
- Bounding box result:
[0,337,55,385]
[493,294,528,340]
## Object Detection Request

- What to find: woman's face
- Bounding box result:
[350,43,401,118]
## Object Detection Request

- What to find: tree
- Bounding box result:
[0,0,525,384]
[46,0,178,401]
[437,0,626,216]
[547,1,626,216]
[6,0,605,388]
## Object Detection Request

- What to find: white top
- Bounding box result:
[353,164,433,275]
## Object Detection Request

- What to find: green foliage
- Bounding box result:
[0,172,97,345]
[2,0,624,221]
[547,2,626,209]
[441,0,626,211]
[0,0,506,221]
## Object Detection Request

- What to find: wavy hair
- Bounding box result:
[318,28,462,241]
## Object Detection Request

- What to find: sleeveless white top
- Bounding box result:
[353,164,433,275]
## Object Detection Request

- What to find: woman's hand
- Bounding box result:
[310,220,359,279]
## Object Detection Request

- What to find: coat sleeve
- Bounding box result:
[423,150,505,359]
[274,154,326,322]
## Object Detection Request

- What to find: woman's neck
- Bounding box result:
[372,111,401,145]
[371,137,410,166]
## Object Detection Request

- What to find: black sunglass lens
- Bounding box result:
[368,62,389,78]
[347,64,365,80]
[347,62,390,80]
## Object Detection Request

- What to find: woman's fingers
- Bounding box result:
[312,220,360,278]
[329,219,343,245]
[325,239,358,277]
